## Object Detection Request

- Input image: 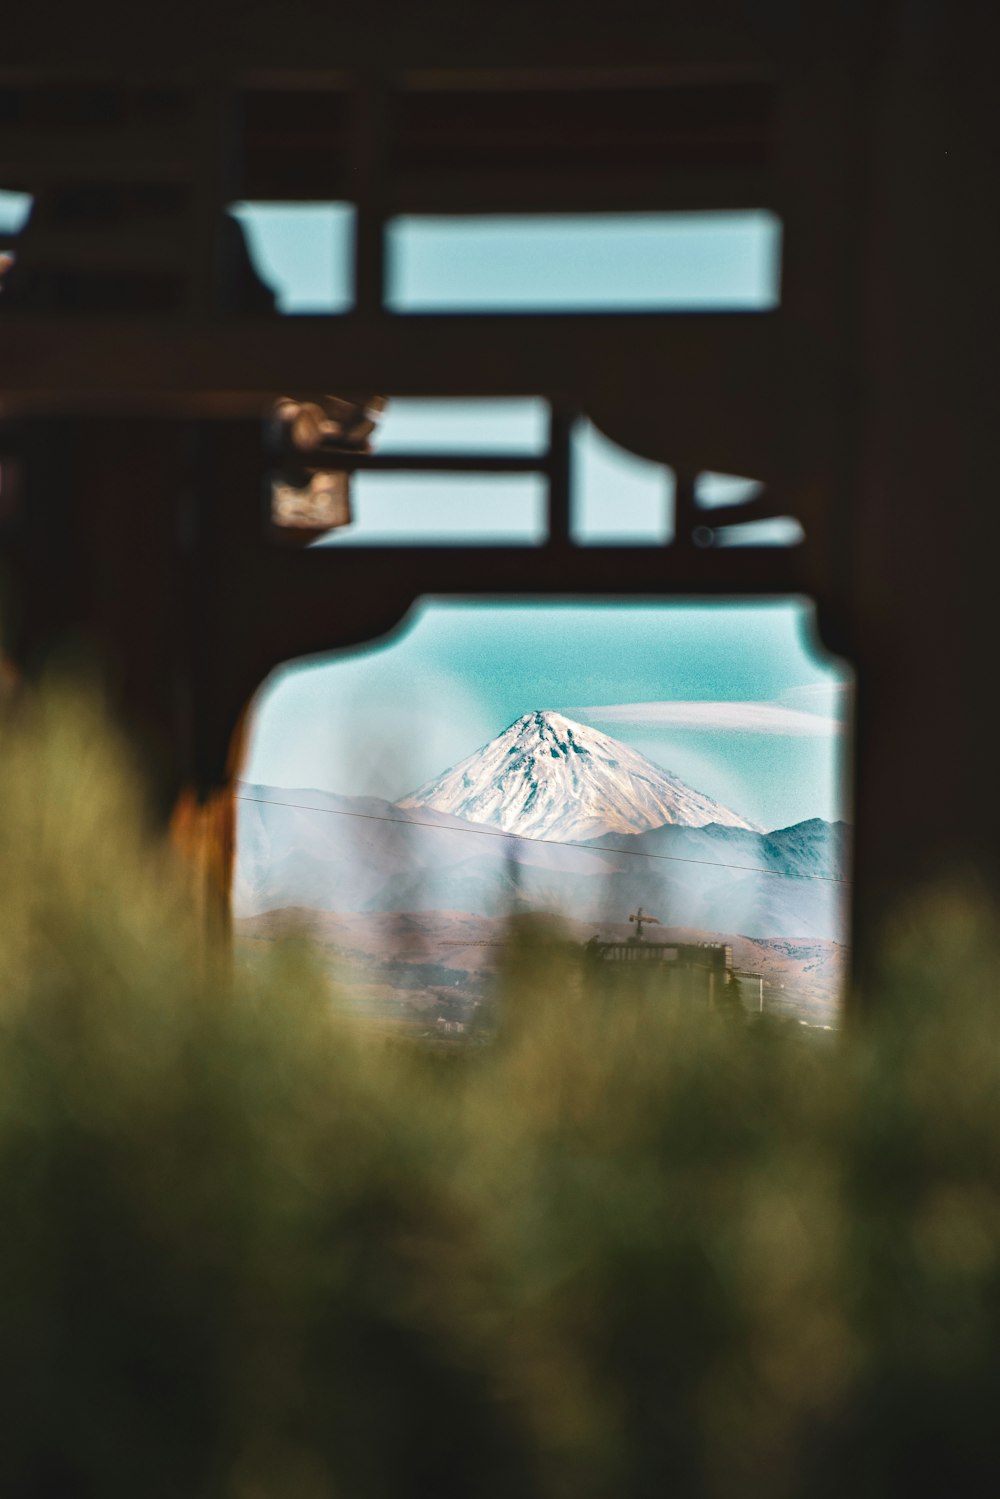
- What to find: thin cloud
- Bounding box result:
[566,700,843,737]
[778,682,853,719]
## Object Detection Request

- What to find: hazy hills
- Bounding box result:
[235,783,848,942]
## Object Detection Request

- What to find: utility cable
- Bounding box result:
[235,792,851,886]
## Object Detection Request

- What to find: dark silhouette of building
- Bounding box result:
[1,1,998,1001]
[588,931,734,1009]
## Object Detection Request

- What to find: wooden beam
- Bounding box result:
[0,311,779,477]
[233,539,806,678]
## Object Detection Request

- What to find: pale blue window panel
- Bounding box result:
[696,471,765,509]
[0,190,33,233]
[571,419,673,545]
[230,201,355,313]
[312,472,547,547]
[387,210,781,312]
[373,398,549,455]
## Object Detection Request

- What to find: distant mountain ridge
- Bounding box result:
[236,781,848,942]
[586,814,848,881]
[399,710,760,841]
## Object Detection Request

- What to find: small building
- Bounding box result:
[584,932,738,1011]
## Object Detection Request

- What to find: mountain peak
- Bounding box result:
[517,709,579,730]
[400,710,759,841]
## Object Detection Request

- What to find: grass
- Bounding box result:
[1,682,999,1497]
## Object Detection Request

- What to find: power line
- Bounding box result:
[235,792,851,886]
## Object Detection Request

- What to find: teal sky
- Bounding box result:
[245,600,850,832]
[227,201,849,833]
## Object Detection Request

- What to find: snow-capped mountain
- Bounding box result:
[398,710,759,841]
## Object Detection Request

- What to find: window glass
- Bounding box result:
[387,210,781,311]
[572,420,673,544]
[310,473,547,547]
[230,201,355,312]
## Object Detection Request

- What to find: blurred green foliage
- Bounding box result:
[1,684,1000,1498]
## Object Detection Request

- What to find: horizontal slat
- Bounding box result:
[243,539,808,670]
[233,166,777,211]
[0,129,196,183]
[0,310,779,477]
[391,167,777,215]
[10,228,190,273]
[401,64,774,92]
[290,545,805,578]
[272,449,547,474]
[0,15,772,79]
[694,495,794,527]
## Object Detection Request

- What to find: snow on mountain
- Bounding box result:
[398,710,759,841]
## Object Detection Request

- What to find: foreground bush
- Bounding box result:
[1,686,999,1497]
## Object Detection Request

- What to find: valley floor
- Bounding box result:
[235,908,845,1032]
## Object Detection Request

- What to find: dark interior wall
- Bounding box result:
[850,2,1000,971]
[1,0,775,75]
